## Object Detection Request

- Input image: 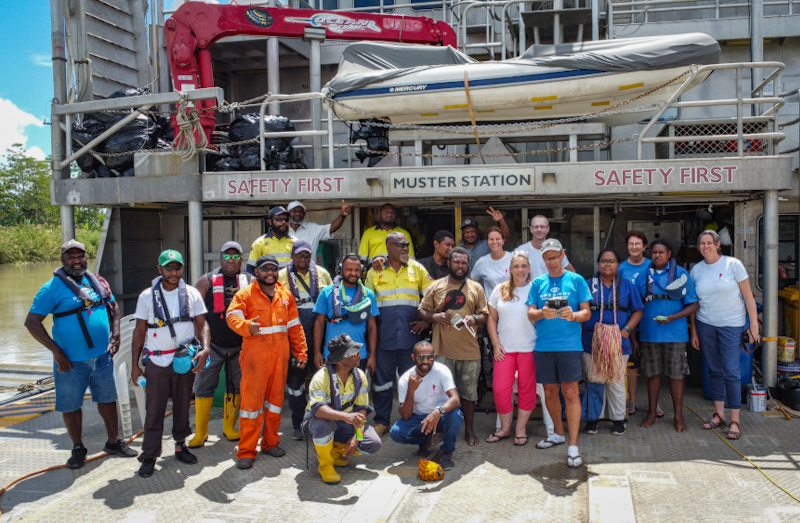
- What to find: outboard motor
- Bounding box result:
[350,121,389,167]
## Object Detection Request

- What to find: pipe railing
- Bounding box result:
[609,0,797,26]
[637,62,786,159]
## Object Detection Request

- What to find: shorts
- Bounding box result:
[640,341,688,380]
[54,351,118,413]
[435,356,480,402]
[534,351,583,384]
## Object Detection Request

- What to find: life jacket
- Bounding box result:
[589,273,628,313]
[286,259,320,307]
[51,268,111,349]
[645,258,688,301]
[330,275,371,325]
[211,270,248,314]
[326,363,363,412]
[144,276,193,356]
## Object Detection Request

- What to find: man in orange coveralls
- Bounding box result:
[226,254,308,469]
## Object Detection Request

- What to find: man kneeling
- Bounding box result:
[304,334,381,484]
[390,341,463,470]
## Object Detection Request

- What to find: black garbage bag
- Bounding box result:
[238,144,262,170]
[99,114,159,170]
[214,157,242,171]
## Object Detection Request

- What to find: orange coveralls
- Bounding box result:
[226,281,307,459]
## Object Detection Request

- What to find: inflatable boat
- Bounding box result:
[323,33,720,126]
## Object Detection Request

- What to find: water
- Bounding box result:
[0,261,66,367]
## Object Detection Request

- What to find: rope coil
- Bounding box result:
[172,91,208,161]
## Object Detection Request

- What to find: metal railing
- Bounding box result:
[636,62,786,159]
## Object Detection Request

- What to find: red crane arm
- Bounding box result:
[165,3,457,138]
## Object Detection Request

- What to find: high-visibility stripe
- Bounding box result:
[310,389,327,399]
[375,287,420,298]
[212,285,224,292]
[259,325,288,334]
[373,381,394,392]
[285,384,306,396]
[227,309,245,319]
[314,434,334,445]
[287,318,301,328]
[340,392,356,402]
[376,298,420,308]
[265,401,282,414]
[239,407,264,419]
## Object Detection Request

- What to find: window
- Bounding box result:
[354,0,394,13]
[757,214,799,290]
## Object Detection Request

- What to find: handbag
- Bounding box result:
[588,279,625,384]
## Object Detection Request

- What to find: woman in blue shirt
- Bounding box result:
[581,249,643,436]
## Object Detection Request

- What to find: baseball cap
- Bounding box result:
[461,218,478,229]
[220,241,243,253]
[268,206,289,218]
[327,333,363,364]
[158,249,184,266]
[287,201,306,212]
[540,238,564,254]
[61,239,86,254]
[292,240,313,254]
[255,254,280,269]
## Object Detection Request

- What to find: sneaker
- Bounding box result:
[292,428,305,441]
[440,451,455,470]
[262,446,286,457]
[417,433,433,457]
[138,459,156,478]
[611,421,626,435]
[175,443,198,464]
[237,458,255,469]
[373,424,389,438]
[583,421,599,435]
[67,444,88,469]
[104,439,138,458]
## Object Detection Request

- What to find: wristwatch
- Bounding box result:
[471,314,479,323]
[436,406,446,415]
[623,326,632,334]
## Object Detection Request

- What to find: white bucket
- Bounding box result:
[748,387,766,412]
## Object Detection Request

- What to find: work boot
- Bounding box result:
[236,457,254,469]
[314,441,341,484]
[175,442,198,464]
[188,397,213,448]
[373,424,389,438]
[262,445,286,457]
[223,393,241,441]
[331,442,350,467]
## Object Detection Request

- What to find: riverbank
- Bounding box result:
[0,226,101,264]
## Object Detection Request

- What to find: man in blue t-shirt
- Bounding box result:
[312,254,379,374]
[25,240,137,469]
[527,239,591,468]
[638,240,699,432]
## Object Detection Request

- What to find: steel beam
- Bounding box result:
[188,201,204,284]
[52,87,224,115]
[762,190,779,387]
[305,27,325,169]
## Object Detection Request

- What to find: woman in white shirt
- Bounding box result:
[690,230,760,439]
[485,251,537,446]
[471,227,513,299]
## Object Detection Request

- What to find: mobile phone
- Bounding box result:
[450,313,464,330]
[655,315,668,322]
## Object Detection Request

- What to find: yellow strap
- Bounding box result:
[463,70,486,165]
[763,337,779,342]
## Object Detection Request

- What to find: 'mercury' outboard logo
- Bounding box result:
[389,85,427,93]
[245,8,273,28]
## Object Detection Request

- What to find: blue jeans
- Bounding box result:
[390,409,463,453]
[373,347,415,426]
[54,352,117,413]
[696,320,744,409]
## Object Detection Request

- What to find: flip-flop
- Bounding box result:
[513,436,528,446]
[486,432,511,443]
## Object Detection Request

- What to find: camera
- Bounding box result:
[545,298,568,310]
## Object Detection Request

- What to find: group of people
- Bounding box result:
[24,201,760,481]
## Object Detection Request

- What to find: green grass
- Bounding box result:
[0,226,101,264]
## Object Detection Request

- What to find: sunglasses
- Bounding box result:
[391,242,411,249]
[416,354,435,361]
[258,265,279,272]
[294,253,312,259]
[272,216,288,222]
[222,254,241,261]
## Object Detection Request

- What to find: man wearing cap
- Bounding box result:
[287,200,353,257]
[418,247,488,446]
[303,333,381,485]
[247,206,296,276]
[188,241,252,448]
[312,254,379,373]
[418,230,455,280]
[459,207,511,274]
[358,203,415,266]
[131,249,210,478]
[365,232,433,437]
[226,254,308,469]
[516,215,575,277]
[278,239,333,439]
[26,239,137,469]
[526,239,591,468]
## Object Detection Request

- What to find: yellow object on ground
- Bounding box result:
[779,285,799,341]
[223,393,241,441]
[188,397,213,447]
[418,458,444,481]
[315,441,341,484]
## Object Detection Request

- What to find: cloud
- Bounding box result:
[29,53,52,67]
[0,98,45,158]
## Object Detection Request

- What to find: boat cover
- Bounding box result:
[323,33,720,97]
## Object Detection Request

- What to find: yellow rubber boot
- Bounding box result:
[331,442,350,467]
[188,397,213,448]
[314,442,341,485]
[223,393,241,441]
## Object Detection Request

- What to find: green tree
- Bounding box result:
[0,144,104,229]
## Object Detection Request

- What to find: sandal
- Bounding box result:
[702,412,727,430]
[536,434,566,449]
[513,436,528,446]
[726,421,741,440]
[486,432,511,444]
[567,454,583,468]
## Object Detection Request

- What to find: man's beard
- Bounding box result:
[64,264,86,279]
[448,268,466,280]
[289,217,303,225]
